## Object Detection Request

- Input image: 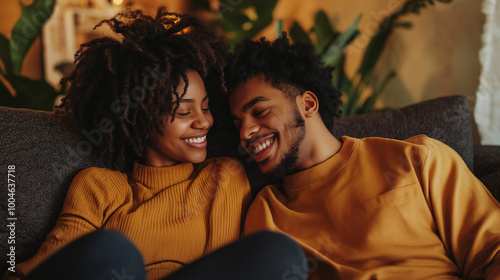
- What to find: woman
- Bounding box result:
[4,8,305,280]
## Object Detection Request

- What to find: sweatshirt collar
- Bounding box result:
[282,136,358,193]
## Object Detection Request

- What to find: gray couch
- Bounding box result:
[1,94,499,274]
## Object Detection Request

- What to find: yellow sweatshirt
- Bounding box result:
[6,157,251,280]
[245,135,500,280]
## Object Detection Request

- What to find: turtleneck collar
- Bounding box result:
[131,161,195,189]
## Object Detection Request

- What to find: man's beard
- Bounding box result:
[263,106,305,180]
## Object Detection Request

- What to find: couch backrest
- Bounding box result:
[333,95,474,170]
[0,94,474,272]
[0,108,119,269]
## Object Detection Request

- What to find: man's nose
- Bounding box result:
[240,119,259,140]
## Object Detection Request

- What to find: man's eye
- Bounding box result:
[254,108,269,117]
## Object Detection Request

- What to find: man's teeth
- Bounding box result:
[253,140,272,155]
[184,136,206,143]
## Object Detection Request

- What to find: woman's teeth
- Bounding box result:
[253,140,272,155]
[184,136,206,143]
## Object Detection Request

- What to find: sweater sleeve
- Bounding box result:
[219,157,253,236]
[4,168,122,280]
[420,138,500,279]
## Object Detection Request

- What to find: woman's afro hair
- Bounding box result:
[56,7,228,168]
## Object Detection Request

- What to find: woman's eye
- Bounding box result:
[202,107,210,112]
[177,111,190,116]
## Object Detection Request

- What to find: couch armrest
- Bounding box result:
[479,170,500,202]
[473,145,500,202]
[473,145,500,179]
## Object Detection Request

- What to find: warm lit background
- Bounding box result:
[1,0,497,144]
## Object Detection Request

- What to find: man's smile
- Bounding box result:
[247,134,276,162]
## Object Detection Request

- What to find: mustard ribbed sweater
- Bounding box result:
[245,135,500,279]
[6,157,251,280]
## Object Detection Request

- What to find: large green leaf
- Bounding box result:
[276,19,283,37]
[357,27,392,86]
[219,0,278,46]
[4,75,57,111]
[321,14,361,66]
[312,11,337,55]
[342,83,365,116]
[9,0,55,75]
[191,0,211,11]
[219,10,251,43]
[357,70,395,114]
[332,55,353,98]
[289,22,311,44]
[242,0,278,37]
[0,34,13,75]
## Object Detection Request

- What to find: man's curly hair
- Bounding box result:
[226,33,342,130]
[56,8,227,168]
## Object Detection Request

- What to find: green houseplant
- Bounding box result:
[0,0,59,111]
[192,0,279,49]
[194,0,453,115]
[284,0,453,115]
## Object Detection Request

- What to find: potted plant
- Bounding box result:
[0,0,61,111]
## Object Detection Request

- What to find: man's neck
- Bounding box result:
[293,124,342,173]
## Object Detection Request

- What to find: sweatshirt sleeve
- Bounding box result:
[3,168,122,280]
[420,138,500,279]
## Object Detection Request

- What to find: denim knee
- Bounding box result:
[245,231,308,278]
[25,230,145,280]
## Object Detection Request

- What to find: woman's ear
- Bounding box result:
[298,91,319,118]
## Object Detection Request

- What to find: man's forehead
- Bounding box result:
[229,90,269,111]
[230,89,273,111]
[231,77,281,99]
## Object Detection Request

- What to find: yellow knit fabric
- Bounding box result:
[6,157,251,280]
[245,135,500,280]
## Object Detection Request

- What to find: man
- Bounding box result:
[227,34,500,279]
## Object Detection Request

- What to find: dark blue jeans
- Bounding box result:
[25,230,308,280]
[24,230,145,280]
